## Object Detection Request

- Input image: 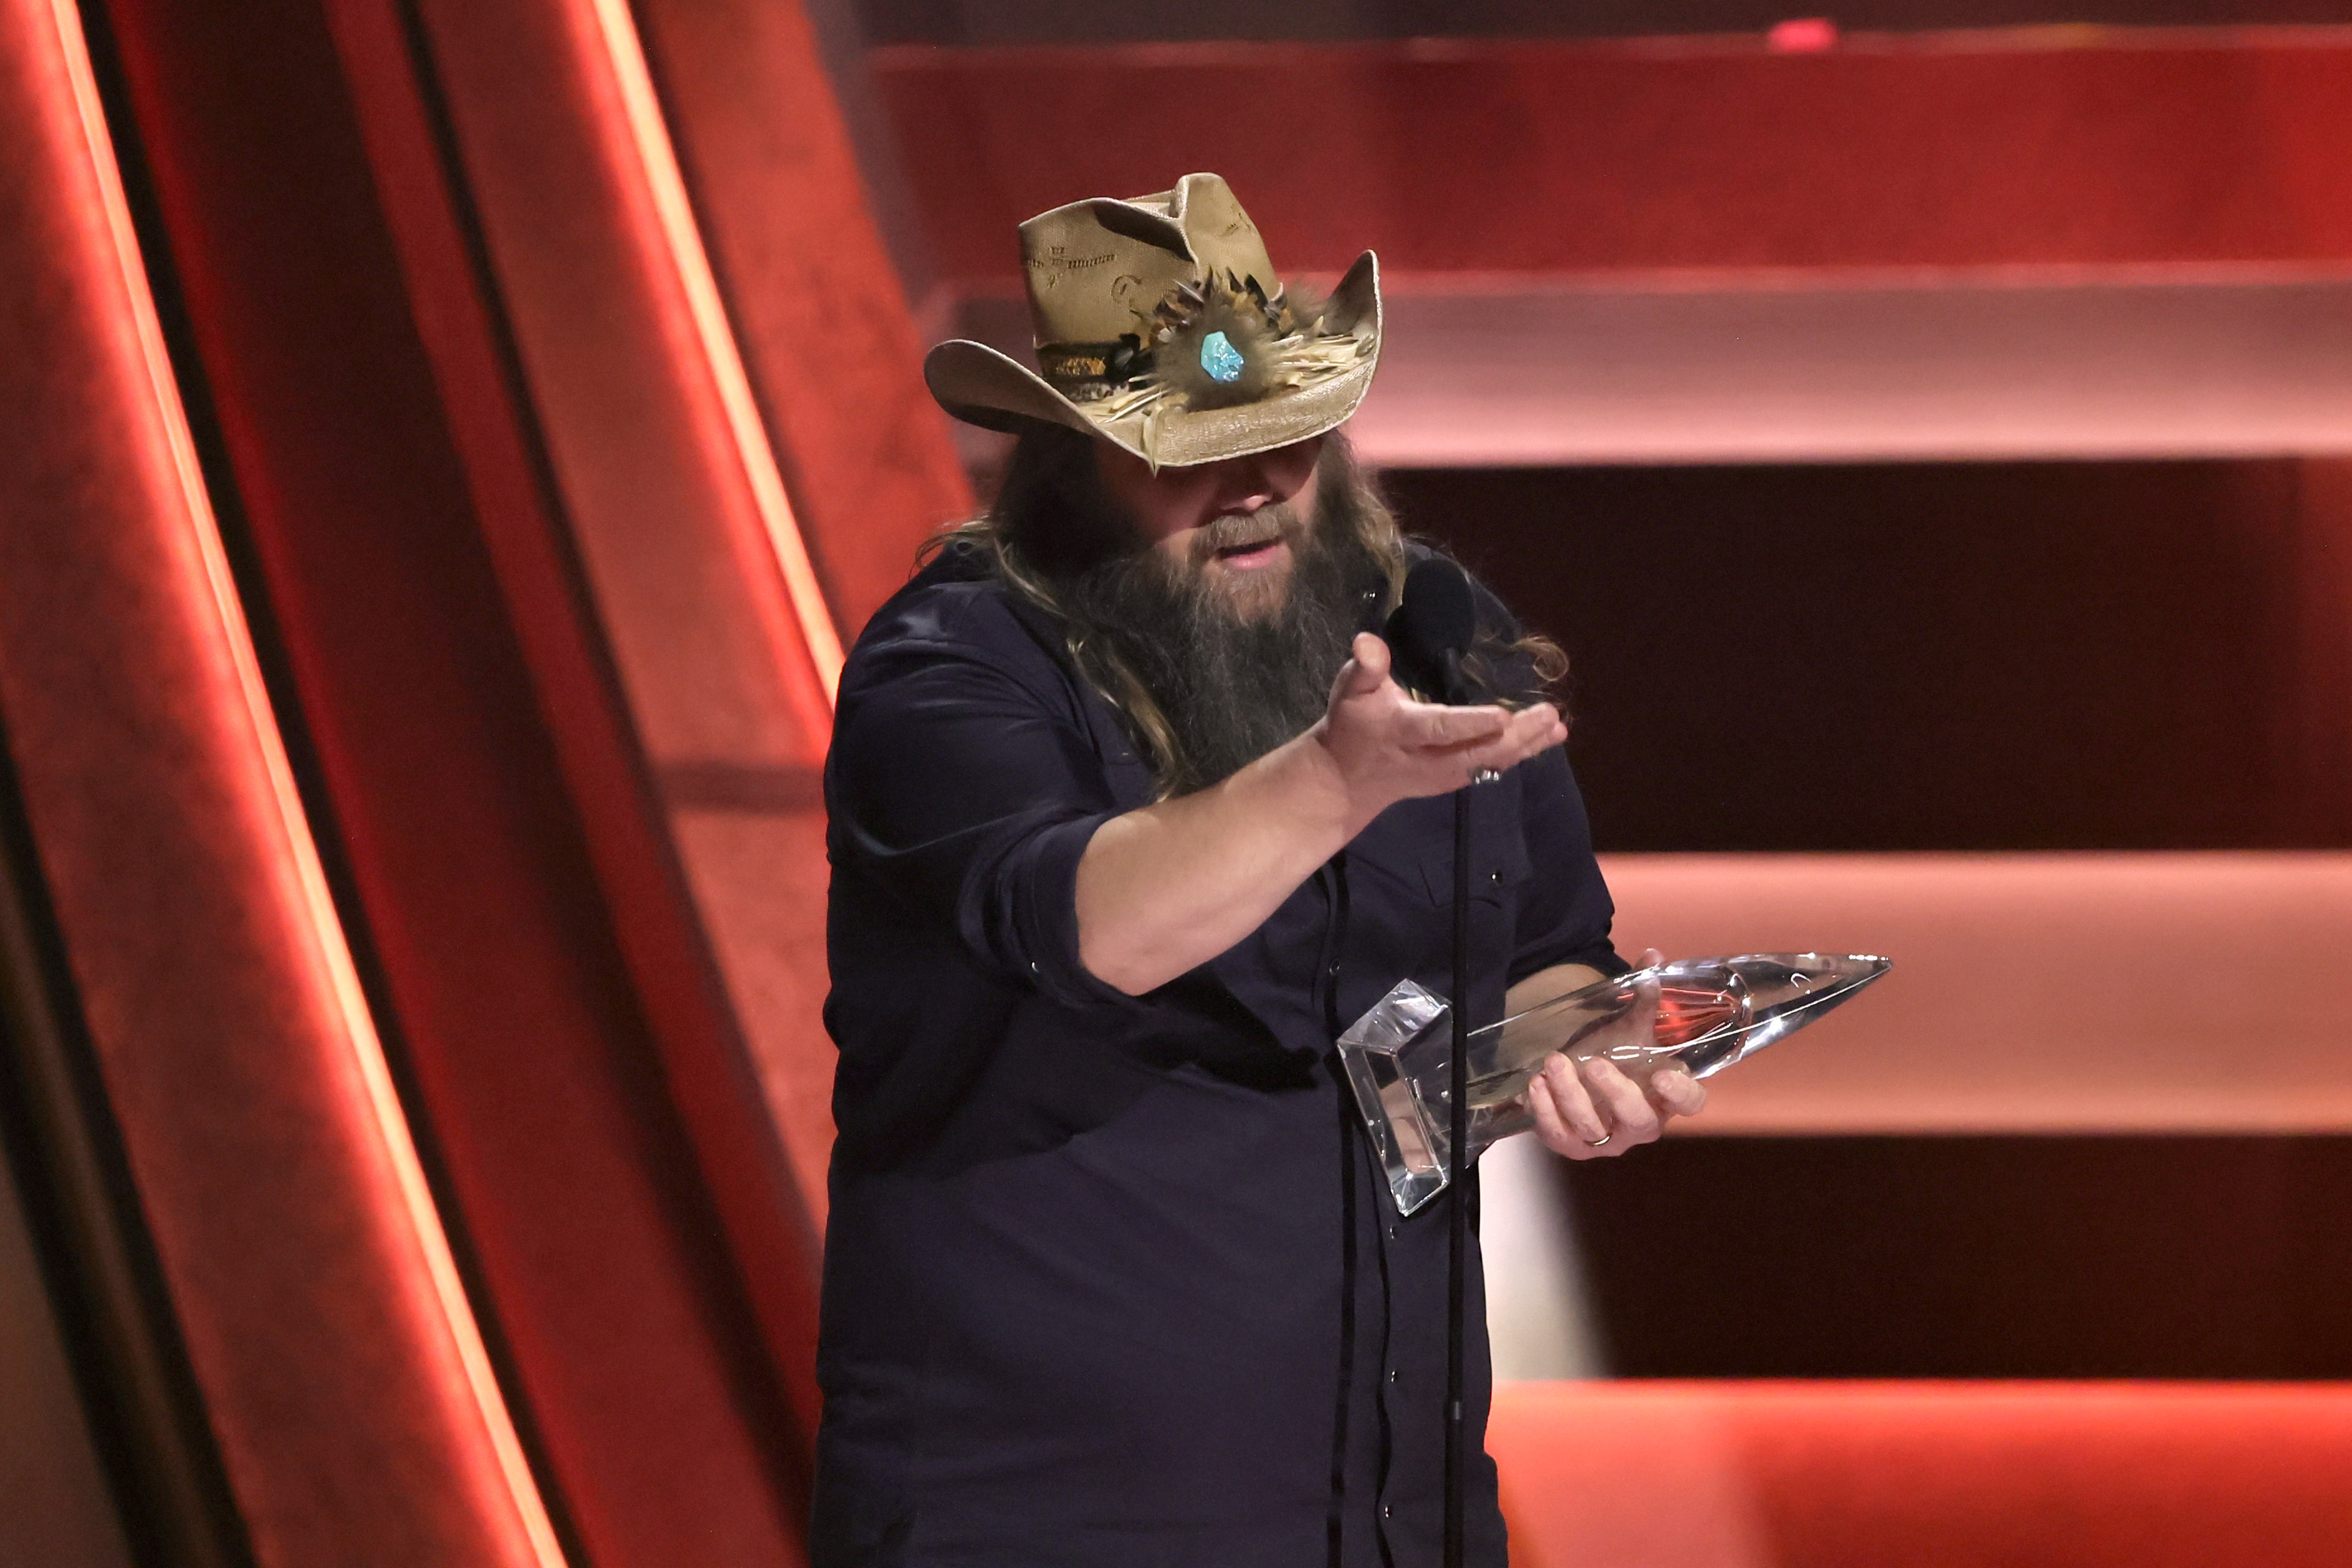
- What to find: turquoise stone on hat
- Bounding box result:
[1199,330,1244,383]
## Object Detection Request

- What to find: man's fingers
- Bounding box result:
[1400,702,1509,748]
[1436,708,1567,785]
[1537,1054,1611,1146]
[1469,705,1562,755]
[1648,1067,1707,1119]
[1528,1078,1608,1162]
[1525,1074,1571,1150]
[1332,680,1565,804]
[1403,701,1564,758]
[1464,707,1567,768]
[1334,633,1391,699]
[1577,1057,1663,1143]
[1627,974,1662,1033]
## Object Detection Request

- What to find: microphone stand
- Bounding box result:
[1444,650,1472,1568]
[1386,560,1484,1568]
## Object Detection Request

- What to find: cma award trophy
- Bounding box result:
[1337,951,1892,1216]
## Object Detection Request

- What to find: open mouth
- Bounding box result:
[1212,536,1285,568]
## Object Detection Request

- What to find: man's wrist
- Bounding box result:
[1287,720,1377,843]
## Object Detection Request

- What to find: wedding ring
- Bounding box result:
[1471,767,1503,785]
[1585,1132,1611,1148]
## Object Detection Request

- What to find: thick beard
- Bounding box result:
[1057,499,1383,794]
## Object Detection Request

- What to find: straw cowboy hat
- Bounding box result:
[924,173,1381,471]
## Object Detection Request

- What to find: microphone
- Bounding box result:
[1384,557,1476,704]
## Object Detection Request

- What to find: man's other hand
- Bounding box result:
[1312,633,1567,832]
[1523,949,1709,1160]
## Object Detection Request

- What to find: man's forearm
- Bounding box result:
[1505,962,1608,1018]
[1074,726,1359,996]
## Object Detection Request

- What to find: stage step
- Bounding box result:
[1492,1380,2352,1568]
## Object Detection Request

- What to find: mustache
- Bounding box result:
[1188,502,1305,565]
[1185,505,1317,574]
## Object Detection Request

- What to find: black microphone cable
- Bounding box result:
[1385,556,1479,1568]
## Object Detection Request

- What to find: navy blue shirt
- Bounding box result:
[814,544,1625,1568]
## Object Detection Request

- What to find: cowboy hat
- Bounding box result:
[924,173,1381,471]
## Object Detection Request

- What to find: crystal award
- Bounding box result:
[1337,953,1891,1216]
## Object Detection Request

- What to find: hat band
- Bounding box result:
[1036,338,1154,403]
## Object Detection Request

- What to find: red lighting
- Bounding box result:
[1768,18,1840,53]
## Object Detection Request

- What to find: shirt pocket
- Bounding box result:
[1349,788,1533,912]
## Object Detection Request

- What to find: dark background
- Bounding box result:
[1556,1135,2352,1378]
[1382,456,2352,1378]
[1386,459,2347,854]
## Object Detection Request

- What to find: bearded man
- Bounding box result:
[815,175,1707,1568]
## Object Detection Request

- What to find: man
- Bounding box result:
[816,174,1706,1567]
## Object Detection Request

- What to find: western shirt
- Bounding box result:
[814,544,1625,1567]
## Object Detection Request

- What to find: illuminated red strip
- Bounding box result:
[1601,852,2352,1134]
[874,33,2352,284]
[1492,1380,2352,1567]
[39,0,566,1559]
[582,0,844,702]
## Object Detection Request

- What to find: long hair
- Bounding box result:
[922,423,1564,790]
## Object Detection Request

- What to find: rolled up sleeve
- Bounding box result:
[831,641,1138,1011]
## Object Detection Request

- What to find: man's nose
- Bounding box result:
[1215,459,1280,516]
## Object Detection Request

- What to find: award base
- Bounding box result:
[1337,953,1890,1216]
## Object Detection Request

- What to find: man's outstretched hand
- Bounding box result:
[1076,633,1567,996]
[1310,633,1567,835]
